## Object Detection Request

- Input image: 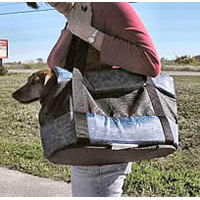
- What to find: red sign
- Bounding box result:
[0,39,8,59]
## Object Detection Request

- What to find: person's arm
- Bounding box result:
[93,30,160,77]
[91,2,160,77]
[47,26,72,69]
[48,2,161,77]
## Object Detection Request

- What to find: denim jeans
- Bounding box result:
[70,162,132,197]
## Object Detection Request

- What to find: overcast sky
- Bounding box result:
[0,2,200,62]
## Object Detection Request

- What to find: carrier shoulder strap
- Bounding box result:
[65,34,89,74]
[65,34,90,143]
[146,77,174,145]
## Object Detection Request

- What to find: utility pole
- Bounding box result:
[0,58,2,68]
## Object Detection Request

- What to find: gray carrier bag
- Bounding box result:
[39,66,178,166]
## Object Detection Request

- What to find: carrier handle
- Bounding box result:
[146,77,174,145]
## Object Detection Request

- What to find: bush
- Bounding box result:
[0,66,8,76]
[174,55,196,65]
[161,55,200,68]
[23,64,32,69]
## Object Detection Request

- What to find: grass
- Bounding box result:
[4,63,47,70]
[161,64,200,72]
[0,73,200,196]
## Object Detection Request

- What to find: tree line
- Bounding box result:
[161,55,200,66]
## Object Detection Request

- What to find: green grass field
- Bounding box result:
[4,63,47,70]
[0,73,200,196]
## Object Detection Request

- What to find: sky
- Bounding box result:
[0,2,200,63]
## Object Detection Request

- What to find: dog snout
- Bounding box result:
[12,69,52,104]
[12,86,30,103]
[12,90,19,100]
[12,90,23,102]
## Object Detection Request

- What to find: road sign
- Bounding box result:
[0,39,8,59]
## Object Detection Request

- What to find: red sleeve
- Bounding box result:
[47,28,72,69]
[92,2,161,77]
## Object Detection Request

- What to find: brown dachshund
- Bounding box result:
[12,69,71,117]
[12,69,53,103]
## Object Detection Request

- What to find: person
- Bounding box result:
[27,2,161,197]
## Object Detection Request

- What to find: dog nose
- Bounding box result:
[12,91,18,100]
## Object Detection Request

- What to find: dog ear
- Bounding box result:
[40,72,57,105]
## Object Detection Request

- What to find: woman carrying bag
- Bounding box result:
[28,2,161,197]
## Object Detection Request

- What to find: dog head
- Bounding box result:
[12,69,52,104]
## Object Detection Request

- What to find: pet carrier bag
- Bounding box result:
[39,65,178,166]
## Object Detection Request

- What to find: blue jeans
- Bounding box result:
[70,162,132,197]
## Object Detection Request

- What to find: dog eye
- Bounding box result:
[34,76,40,81]
[32,76,41,84]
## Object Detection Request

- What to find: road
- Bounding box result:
[8,69,40,74]
[8,69,200,76]
[163,70,200,76]
[0,166,72,197]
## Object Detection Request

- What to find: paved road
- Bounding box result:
[8,69,200,76]
[163,70,200,76]
[8,69,40,74]
[0,167,72,197]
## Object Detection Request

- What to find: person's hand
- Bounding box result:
[48,2,75,15]
[48,2,104,50]
[66,3,95,40]
[48,2,95,42]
